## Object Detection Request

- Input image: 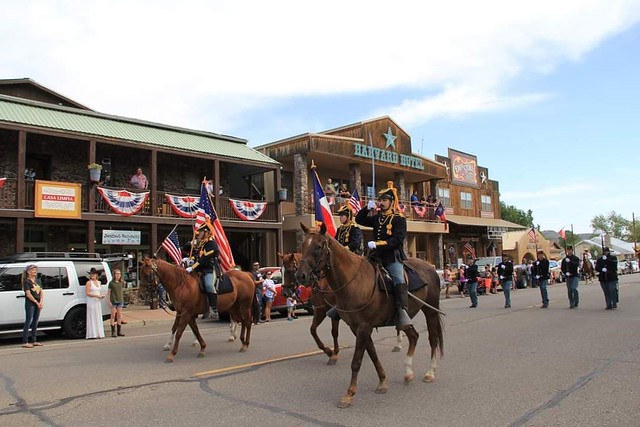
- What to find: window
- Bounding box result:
[75,263,107,286]
[460,192,472,209]
[0,267,24,292]
[38,267,70,290]
[438,188,451,207]
[481,195,492,212]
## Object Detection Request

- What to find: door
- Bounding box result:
[0,266,28,325]
[37,265,73,323]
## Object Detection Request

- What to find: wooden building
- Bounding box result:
[0,79,283,275]
[257,117,524,267]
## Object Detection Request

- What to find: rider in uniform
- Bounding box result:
[326,205,364,320]
[185,223,220,318]
[355,181,413,330]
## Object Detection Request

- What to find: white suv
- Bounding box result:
[0,253,118,339]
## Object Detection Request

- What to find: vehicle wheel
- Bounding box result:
[62,306,86,339]
[305,305,314,315]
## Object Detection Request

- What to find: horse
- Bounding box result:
[294,223,444,408]
[582,255,595,284]
[139,257,256,362]
[280,252,404,365]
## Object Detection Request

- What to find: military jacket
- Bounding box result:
[561,254,580,276]
[335,223,363,254]
[190,238,220,274]
[595,254,618,282]
[355,207,407,264]
[497,260,514,282]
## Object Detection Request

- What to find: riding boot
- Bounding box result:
[110,325,116,337]
[326,307,341,320]
[117,324,125,337]
[394,283,413,331]
[207,292,219,320]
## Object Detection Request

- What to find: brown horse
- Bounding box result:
[139,257,255,362]
[279,252,341,365]
[582,254,595,284]
[294,224,444,408]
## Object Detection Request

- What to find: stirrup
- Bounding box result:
[326,307,340,320]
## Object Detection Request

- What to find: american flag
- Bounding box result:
[528,227,537,242]
[161,229,182,265]
[348,188,362,213]
[195,182,235,272]
[463,242,476,259]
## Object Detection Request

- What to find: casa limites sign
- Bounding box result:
[352,127,424,170]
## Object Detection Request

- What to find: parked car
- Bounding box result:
[258,267,314,316]
[0,252,120,338]
[474,256,502,268]
[549,260,563,283]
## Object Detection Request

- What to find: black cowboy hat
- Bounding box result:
[88,267,100,275]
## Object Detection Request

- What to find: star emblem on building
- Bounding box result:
[383,126,396,149]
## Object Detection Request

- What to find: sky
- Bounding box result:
[2,0,640,234]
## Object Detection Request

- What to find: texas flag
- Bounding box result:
[311,165,337,236]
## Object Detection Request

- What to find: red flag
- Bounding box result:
[0,177,6,189]
[195,182,235,272]
[558,228,566,239]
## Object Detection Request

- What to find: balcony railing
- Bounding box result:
[322,195,444,223]
[0,180,279,222]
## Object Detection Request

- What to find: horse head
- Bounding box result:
[295,222,331,286]
[138,256,160,300]
[279,251,301,289]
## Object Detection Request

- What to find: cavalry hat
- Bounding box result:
[603,246,611,252]
[377,181,400,211]
[566,245,573,250]
[337,205,353,219]
[197,222,213,233]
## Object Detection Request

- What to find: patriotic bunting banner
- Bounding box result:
[229,198,267,221]
[0,177,6,189]
[97,187,149,216]
[165,193,200,218]
[413,206,427,217]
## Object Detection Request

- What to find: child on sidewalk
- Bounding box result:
[286,294,297,320]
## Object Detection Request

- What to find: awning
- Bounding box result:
[447,215,526,229]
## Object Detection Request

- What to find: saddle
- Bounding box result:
[369,258,428,294]
[197,273,234,295]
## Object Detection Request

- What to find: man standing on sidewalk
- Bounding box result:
[251,262,265,324]
[561,245,581,308]
[532,250,550,308]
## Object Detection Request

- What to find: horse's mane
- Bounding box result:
[155,258,196,288]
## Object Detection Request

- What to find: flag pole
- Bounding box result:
[155,223,179,257]
[570,224,574,249]
[369,131,376,197]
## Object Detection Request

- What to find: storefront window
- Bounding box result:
[481,195,492,211]
[460,191,472,209]
[438,187,451,207]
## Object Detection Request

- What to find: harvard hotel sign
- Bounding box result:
[352,128,425,170]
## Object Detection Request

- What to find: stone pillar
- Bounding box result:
[393,171,406,202]
[349,163,361,195]
[294,153,308,251]
[429,180,438,199]
[437,233,444,268]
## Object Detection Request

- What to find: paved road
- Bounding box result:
[1,275,639,426]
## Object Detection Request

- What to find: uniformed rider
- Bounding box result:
[326,205,364,320]
[185,223,220,318]
[355,181,413,330]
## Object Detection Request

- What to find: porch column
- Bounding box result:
[294,153,308,251]
[87,221,95,253]
[17,131,26,210]
[88,139,96,213]
[393,171,406,202]
[436,233,444,269]
[349,163,361,195]
[151,223,158,257]
[150,150,158,216]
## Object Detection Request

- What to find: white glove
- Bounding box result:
[601,268,607,272]
[367,241,377,250]
[499,275,504,280]
[500,265,505,269]
[181,257,189,264]
[535,261,540,265]
[367,200,377,210]
[565,258,570,262]
[565,272,571,277]
[186,267,193,273]
[535,275,540,279]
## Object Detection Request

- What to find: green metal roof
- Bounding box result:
[0,95,279,165]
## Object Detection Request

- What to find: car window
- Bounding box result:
[38,267,70,290]
[0,267,24,292]
[74,262,107,286]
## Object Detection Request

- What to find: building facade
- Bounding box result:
[0,79,283,280]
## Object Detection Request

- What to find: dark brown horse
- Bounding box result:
[280,252,341,365]
[139,257,255,362]
[294,224,444,408]
[582,254,595,283]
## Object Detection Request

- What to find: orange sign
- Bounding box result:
[34,180,82,219]
[449,149,478,187]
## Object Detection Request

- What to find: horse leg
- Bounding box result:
[166,316,190,363]
[392,330,403,352]
[228,320,239,342]
[309,308,333,362]
[338,329,371,408]
[188,317,207,358]
[164,315,180,351]
[329,317,340,365]
[403,327,419,384]
[363,334,388,393]
[240,312,252,352]
[423,308,444,382]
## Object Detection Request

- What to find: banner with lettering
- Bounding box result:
[34,180,82,219]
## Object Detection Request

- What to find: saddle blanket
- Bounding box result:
[199,274,234,295]
[377,265,427,293]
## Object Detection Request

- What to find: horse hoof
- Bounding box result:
[163,345,171,351]
[337,396,353,408]
[165,357,174,363]
[227,337,236,342]
[327,356,338,366]
[423,374,434,383]
[404,373,415,384]
[239,346,248,353]
[375,384,388,394]
[392,346,402,352]
[197,352,205,358]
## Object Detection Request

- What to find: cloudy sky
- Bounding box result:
[3,1,640,233]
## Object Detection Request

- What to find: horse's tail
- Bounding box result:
[436,312,445,358]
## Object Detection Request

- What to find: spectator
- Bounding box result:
[532,251,550,308]
[262,271,277,322]
[443,263,452,298]
[465,258,480,308]
[324,178,336,198]
[458,265,467,297]
[410,191,419,206]
[286,294,296,321]
[108,269,126,337]
[490,266,499,294]
[251,262,264,324]
[157,282,166,308]
[130,167,148,190]
[21,264,44,348]
[419,196,427,207]
[86,268,105,339]
[338,183,351,200]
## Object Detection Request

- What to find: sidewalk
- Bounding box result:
[105,304,176,327]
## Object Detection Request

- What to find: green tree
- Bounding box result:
[500,201,534,227]
[591,211,632,239]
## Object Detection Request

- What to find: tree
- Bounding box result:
[500,201,534,227]
[590,211,632,240]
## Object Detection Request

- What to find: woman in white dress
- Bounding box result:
[85,268,105,339]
